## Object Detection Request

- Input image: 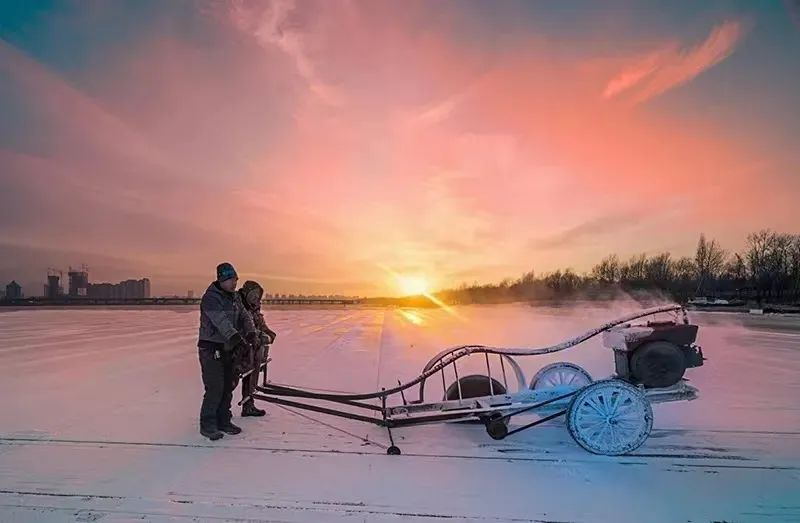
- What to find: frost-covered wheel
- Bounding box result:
[566,379,652,455]
[530,362,592,390]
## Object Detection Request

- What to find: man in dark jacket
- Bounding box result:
[197,262,255,440]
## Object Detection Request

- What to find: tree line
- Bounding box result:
[435,230,800,306]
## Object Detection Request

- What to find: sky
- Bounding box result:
[1,0,799,297]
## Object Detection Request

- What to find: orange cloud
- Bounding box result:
[604,20,749,104]
[2,4,796,297]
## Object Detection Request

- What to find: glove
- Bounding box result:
[226,332,247,352]
[265,328,277,344]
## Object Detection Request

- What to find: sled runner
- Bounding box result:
[247,304,705,456]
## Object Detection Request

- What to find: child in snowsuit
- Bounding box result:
[237,280,277,417]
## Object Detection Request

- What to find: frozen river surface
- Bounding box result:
[0,304,798,522]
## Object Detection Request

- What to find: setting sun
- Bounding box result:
[397,275,430,296]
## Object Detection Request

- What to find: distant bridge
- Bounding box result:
[0,297,362,307]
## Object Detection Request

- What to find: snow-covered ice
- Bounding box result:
[1,304,798,522]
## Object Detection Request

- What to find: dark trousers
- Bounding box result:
[199,347,236,430]
[240,344,268,404]
[241,373,254,404]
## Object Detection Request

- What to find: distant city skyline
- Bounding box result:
[1,2,799,297]
[4,266,152,300]
[2,265,361,300]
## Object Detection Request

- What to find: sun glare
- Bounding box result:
[397,275,429,296]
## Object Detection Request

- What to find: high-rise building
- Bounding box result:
[68,265,89,296]
[87,278,151,299]
[88,283,114,299]
[5,281,23,300]
[46,269,63,299]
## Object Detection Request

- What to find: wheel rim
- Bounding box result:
[532,363,591,390]
[572,383,650,454]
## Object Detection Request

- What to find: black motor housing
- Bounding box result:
[605,321,704,388]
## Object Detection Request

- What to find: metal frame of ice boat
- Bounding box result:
[249,304,705,456]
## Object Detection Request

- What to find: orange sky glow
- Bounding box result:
[1,1,798,296]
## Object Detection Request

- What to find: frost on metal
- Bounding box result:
[601,326,655,349]
[567,379,654,455]
[423,304,684,366]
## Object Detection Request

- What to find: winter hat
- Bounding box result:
[240,280,264,297]
[216,262,238,282]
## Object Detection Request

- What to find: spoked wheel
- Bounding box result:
[530,362,592,390]
[566,379,652,455]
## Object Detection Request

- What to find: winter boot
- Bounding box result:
[200,427,224,441]
[219,421,242,435]
[241,401,266,417]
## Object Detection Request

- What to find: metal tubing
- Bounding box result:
[261,358,271,387]
[505,409,567,437]
[249,306,685,403]
[255,385,384,411]
[453,360,463,401]
[388,411,490,427]
[381,390,396,446]
[485,352,494,395]
[254,394,491,428]
[496,391,577,424]
[398,380,407,406]
[252,394,386,426]
[499,355,508,389]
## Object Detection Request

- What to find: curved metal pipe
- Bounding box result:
[420,304,683,366]
[256,304,684,402]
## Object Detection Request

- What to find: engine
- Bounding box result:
[602,320,704,388]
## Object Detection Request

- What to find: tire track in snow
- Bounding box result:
[1,436,795,470]
[0,497,568,523]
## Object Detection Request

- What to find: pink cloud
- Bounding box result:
[604,20,749,104]
[226,0,345,105]
[602,45,678,99]
[2,5,796,297]
[211,4,794,281]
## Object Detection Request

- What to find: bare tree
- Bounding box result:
[746,230,772,300]
[645,253,673,287]
[789,235,800,301]
[744,230,793,301]
[591,254,621,283]
[771,233,795,301]
[695,234,727,295]
[669,256,697,302]
[722,253,748,299]
[620,254,648,285]
[436,230,799,306]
